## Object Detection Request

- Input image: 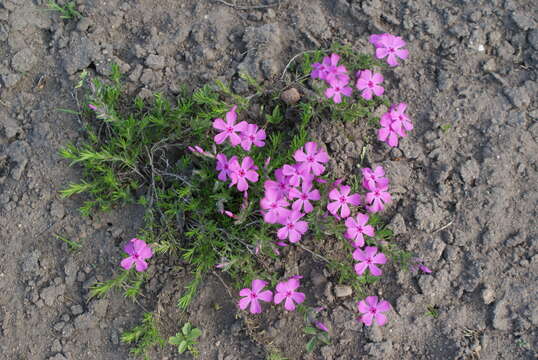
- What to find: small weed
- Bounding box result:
[267,351,289,360]
[440,124,452,132]
[55,234,82,251]
[425,305,439,318]
[121,312,165,359]
[515,338,529,349]
[303,326,331,353]
[168,322,202,356]
[46,1,82,19]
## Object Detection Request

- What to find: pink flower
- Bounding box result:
[315,322,329,332]
[357,296,391,326]
[238,279,273,314]
[216,154,237,181]
[264,168,292,199]
[282,164,302,187]
[277,210,308,243]
[327,185,361,218]
[240,123,266,151]
[120,238,153,272]
[312,53,345,81]
[361,166,389,191]
[260,188,290,224]
[294,142,329,176]
[212,105,248,146]
[389,103,413,134]
[356,70,384,100]
[372,34,408,67]
[289,181,321,213]
[369,33,389,47]
[325,80,353,104]
[378,111,403,147]
[274,277,306,311]
[345,213,375,248]
[88,103,97,111]
[410,258,432,274]
[365,185,391,213]
[229,156,259,192]
[353,246,387,276]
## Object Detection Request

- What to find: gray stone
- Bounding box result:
[1,116,22,140]
[493,299,511,330]
[71,304,84,315]
[7,140,30,180]
[40,283,65,306]
[1,73,21,88]
[503,87,531,109]
[145,54,165,70]
[334,285,352,298]
[62,36,99,75]
[460,159,480,184]
[529,29,538,50]
[511,12,536,31]
[389,213,407,235]
[482,287,496,304]
[11,48,37,72]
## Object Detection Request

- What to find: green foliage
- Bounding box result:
[168,322,202,356]
[89,269,146,299]
[46,1,82,19]
[61,45,416,356]
[303,326,330,353]
[54,234,82,252]
[425,305,439,318]
[121,313,165,359]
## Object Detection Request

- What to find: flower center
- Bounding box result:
[301,194,308,200]
[270,203,277,209]
[287,223,294,230]
[249,135,255,141]
[251,293,257,299]
[133,254,140,259]
[371,307,377,314]
[286,291,293,297]
[307,155,315,163]
[339,196,347,203]
[366,258,372,264]
[388,47,395,53]
[226,126,234,133]
[368,81,374,88]
[357,226,363,232]
[239,169,246,177]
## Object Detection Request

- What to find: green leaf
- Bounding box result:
[182,322,192,336]
[189,328,202,339]
[305,337,318,353]
[303,326,317,335]
[168,335,182,346]
[178,340,188,354]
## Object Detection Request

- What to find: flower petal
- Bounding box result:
[258,290,273,302]
[120,257,134,270]
[251,279,267,293]
[250,299,262,314]
[238,296,251,310]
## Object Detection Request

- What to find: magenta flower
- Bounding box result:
[277,210,308,243]
[361,166,389,191]
[264,168,292,199]
[357,296,391,326]
[274,277,306,311]
[345,213,375,248]
[240,123,266,151]
[389,103,413,134]
[294,142,329,176]
[327,185,361,218]
[238,279,273,314]
[120,238,153,272]
[312,53,344,81]
[378,111,403,147]
[356,70,384,100]
[369,33,389,47]
[260,188,290,224]
[325,80,353,104]
[282,164,303,187]
[212,105,248,146]
[229,156,259,192]
[315,321,329,332]
[365,185,391,213]
[410,258,432,274]
[311,62,329,80]
[353,246,387,276]
[374,34,409,67]
[216,154,237,181]
[289,181,321,213]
